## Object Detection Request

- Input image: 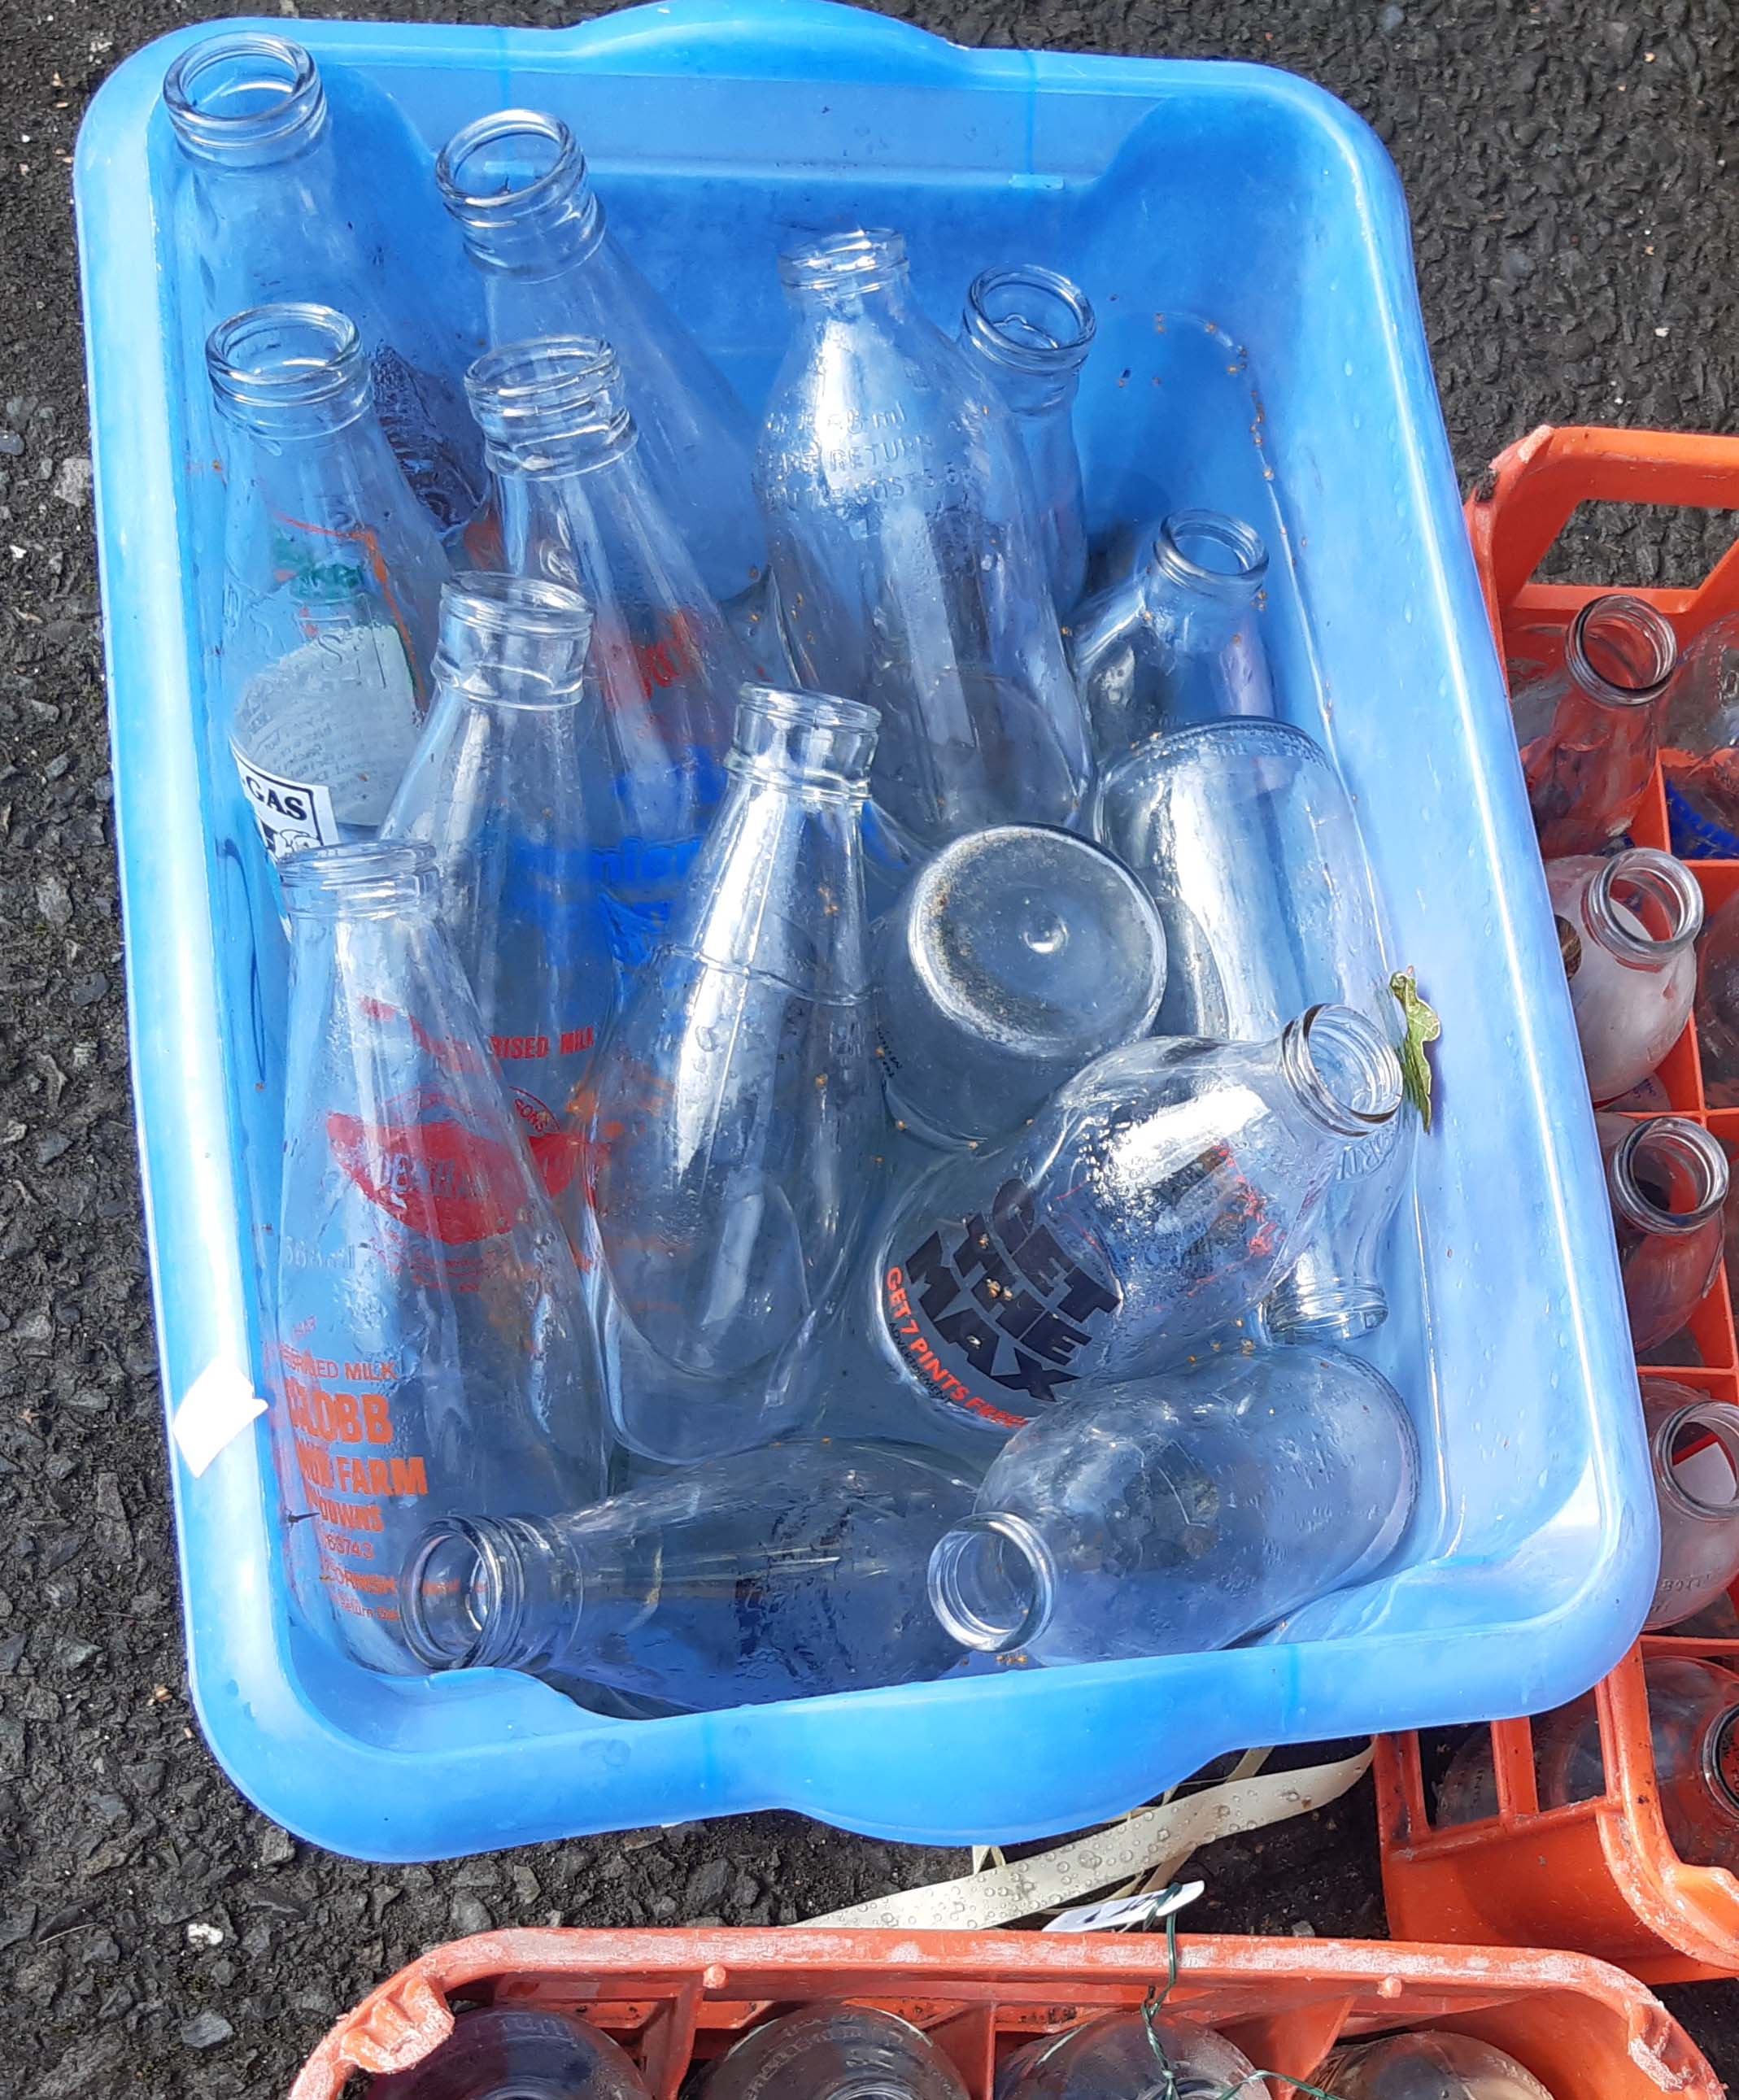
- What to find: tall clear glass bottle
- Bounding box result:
[958,265,1096,613]
[1545,849,1702,1103]
[273,841,607,1675]
[573,686,885,1463]
[1597,1113,1729,1353]
[399,1442,974,1710]
[1642,1377,1739,1630]
[207,304,450,863]
[927,1346,1418,1666]
[1096,718,1417,1344]
[756,229,1092,856]
[1073,511,1273,755]
[1510,594,1679,856]
[381,574,612,1202]
[164,33,483,534]
[864,1004,1402,1448]
[468,334,745,980]
[437,110,765,612]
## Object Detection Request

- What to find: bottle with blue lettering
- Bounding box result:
[573,685,884,1463]
[273,839,607,1675]
[208,303,450,865]
[864,1004,1401,1448]
[467,335,744,984]
[382,573,615,1201]
[164,33,484,536]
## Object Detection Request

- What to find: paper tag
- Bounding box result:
[171,1359,268,1478]
[232,743,342,862]
[1044,1880,1205,1935]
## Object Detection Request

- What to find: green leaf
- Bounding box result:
[1388,967,1441,1133]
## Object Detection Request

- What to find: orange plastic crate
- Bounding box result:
[1376,425,1739,1984]
[285,1926,1719,2100]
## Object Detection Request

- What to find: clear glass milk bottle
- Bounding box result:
[207,303,449,863]
[756,228,1093,856]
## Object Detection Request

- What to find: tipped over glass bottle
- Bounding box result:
[874,825,1167,1152]
[1545,848,1702,1103]
[207,303,449,863]
[927,1346,1417,1666]
[381,574,612,1197]
[1436,1656,1739,1870]
[165,33,483,534]
[958,265,1096,612]
[437,110,765,612]
[1073,510,1273,754]
[757,228,1092,856]
[701,2007,970,2100]
[1510,594,1680,857]
[1643,1377,1739,1630]
[400,1442,974,1710]
[468,333,746,979]
[273,840,607,1675]
[865,1004,1402,1445]
[1597,1113,1729,1355]
[1096,717,1417,1345]
[573,685,884,1462]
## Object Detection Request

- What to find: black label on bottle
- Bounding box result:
[883,1176,1120,1433]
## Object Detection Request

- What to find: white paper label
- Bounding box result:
[1044,1880,1205,1935]
[232,743,343,862]
[171,1359,268,1478]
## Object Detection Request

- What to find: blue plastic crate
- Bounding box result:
[75,0,1654,1862]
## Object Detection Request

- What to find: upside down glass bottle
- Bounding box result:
[864,1004,1402,1448]
[273,840,607,1674]
[927,1346,1418,1666]
[1510,593,1680,856]
[381,574,614,1201]
[437,110,765,613]
[207,303,450,863]
[468,335,744,981]
[399,1442,974,1710]
[573,685,885,1463]
[1072,511,1274,755]
[164,33,483,534]
[1436,1656,1739,1871]
[1597,1112,1728,1354]
[958,265,1096,614]
[757,229,1093,857]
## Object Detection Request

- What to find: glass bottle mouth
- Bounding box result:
[1608,1117,1729,1236]
[206,303,368,424]
[163,33,326,162]
[778,228,909,302]
[1153,510,1269,598]
[1281,1004,1403,1138]
[434,573,595,706]
[1655,1399,1739,1520]
[1583,847,1703,963]
[927,1513,1056,1653]
[436,109,601,259]
[399,1516,530,1671]
[280,839,437,917]
[465,335,632,460]
[1564,593,1678,708]
[961,266,1096,373]
[1706,1706,1739,1819]
[730,684,879,796]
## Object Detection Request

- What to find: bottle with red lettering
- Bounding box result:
[382,573,614,1197]
[865,1004,1402,1448]
[573,684,884,1463]
[467,335,746,981]
[273,839,607,1675]
[437,110,765,616]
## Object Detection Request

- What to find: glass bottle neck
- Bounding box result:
[400,1514,583,1674]
[164,33,329,170]
[1653,1401,1739,1522]
[1563,594,1678,709]
[959,265,1094,417]
[1276,1004,1401,1139]
[1704,1706,1739,1821]
[780,229,918,322]
[438,111,605,278]
[1580,848,1702,965]
[1606,1118,1728,1237]
[281,841,438,923]
[726,686,878,802]
[1140,512,1269,630]
[207,304,373,439]
[927,1513,1056,1653]
[469,338,638,477]
[432,573,593,709]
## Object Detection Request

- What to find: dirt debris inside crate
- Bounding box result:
[7,0,1739,2090]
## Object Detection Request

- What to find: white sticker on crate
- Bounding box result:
[172,1359,268,1479]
